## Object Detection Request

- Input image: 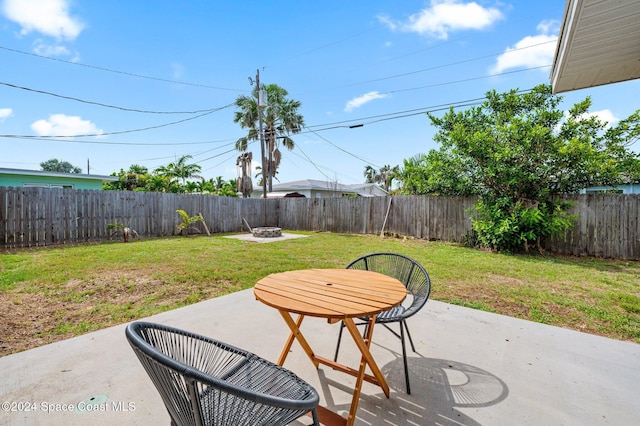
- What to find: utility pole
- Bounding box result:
[256,69,267,199]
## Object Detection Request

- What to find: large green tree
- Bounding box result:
[104,164,149,191]
[234,83,303,192]
[396,154,429,195]
[40,158,82,173]
[398,150,482,196]
[407,84,640,252]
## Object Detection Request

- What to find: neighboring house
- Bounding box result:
[0,168,117,190]
[580,184,640,195]
[251,179,388,198]
[344,183,389,197]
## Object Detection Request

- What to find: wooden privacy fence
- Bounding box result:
[548,194,640,259]
[0,188,276,246]
[1,187,638,259]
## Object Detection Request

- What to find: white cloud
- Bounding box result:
[379,0,504,40]
[536,19,559,35]
[0,108,13,121]
[580,109,619,128]
[31,114,103,137]
[490,20,559,74]
[558,109,619,133]
[344,91,388,112]
[377,15,397,31]
[2,0,84,40]
[31,40,80,60]
[33,39,77,58]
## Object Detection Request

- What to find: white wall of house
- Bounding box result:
[251,179,388,198]
[580,184,640,194]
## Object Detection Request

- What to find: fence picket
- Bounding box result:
[0,188,637,259]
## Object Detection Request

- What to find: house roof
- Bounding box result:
[269,179,388,197]
[0,167,118,181]
[343,183,389,196]
[550,0,640,93]
[271,179,356,193]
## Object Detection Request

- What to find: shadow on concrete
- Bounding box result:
[308,356,508,425]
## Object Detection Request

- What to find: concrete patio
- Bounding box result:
[1,288,638,425]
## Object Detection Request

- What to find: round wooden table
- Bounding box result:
[255,268,407,426]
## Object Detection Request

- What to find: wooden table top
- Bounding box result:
[254,268,407,320]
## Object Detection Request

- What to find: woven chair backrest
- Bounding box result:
[126,321,319,426]
[347,252,431,317]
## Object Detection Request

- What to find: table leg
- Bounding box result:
[277,313,304,365]
[343,316,390,397]
[277,310,319,368]
[343,315,390,426]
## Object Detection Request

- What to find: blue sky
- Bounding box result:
[1,0,638,186]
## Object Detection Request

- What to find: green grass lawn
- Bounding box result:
[1,231,639,356]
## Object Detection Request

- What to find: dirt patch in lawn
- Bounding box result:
[0,292,76,355]
[0,270,231,357]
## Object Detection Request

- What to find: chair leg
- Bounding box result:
[403,319,417,352]
[310,407,320,426]
[338,318,414,393]
[362,322,370,340]
[400,321,411,394]
[335,319,373,361]
[333,321,346,362]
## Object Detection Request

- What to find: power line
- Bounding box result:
[110,144,237,167]
[0,105,233,139]
[1,64,545,137]
[0,89,530,152]
[362,99,489,125]
[296,40,557,96]
[283,148,357,182]
[304,126,380,168]
[382,66,550,95]
[288,142,333,181]
[302,97,496,133]
[0,45,247,92]
[190,141,240,156]
[203,150,243,172]
[304,97,490,130]
[306,88,534,133]
[199,144,252,164]
[0,135,237,146]
[344,40,557,88]
[289,28,376,59]
[0,80,230,114]
[377,35,471,64]
[292,90,532,174]
[200,141,261,173]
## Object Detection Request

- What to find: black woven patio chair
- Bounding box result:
[126,321,319,426]
[333,253,431,394]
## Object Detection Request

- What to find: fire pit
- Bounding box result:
[252,227,282,238]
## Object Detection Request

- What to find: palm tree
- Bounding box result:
[234,84,303,192]
[144,174,173,192]
[236,152,253,198]
[364,164,399,193]
[364,165,378,185]
[154,155,202,190]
